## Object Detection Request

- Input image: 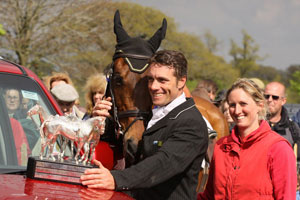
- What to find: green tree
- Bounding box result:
[229,30,264,77]
[288,70,300,103]
[203,30,220,53]
[246,65,282,83]
[0,24,5,35]
[290,71,300,94]
[0,0,73,72]
[0,0,240,102]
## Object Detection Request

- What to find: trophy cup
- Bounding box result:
[26,114,106,185]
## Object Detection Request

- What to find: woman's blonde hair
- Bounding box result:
[225,78,267,120]
[43,72,82,105]
[84,73,107,115]
[43,72,73,90]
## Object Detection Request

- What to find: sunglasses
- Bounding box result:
[264,94,280,100]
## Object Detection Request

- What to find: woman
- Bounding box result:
[82,73,117,170]
[220,99,235,132]
[199,78,297,199]
[83,73,107,119]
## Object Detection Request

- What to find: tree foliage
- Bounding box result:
[290,71,300,94]
[0,0,73,71]
[0,24,5,36]
[229,30,264,77]
[203,30,220,53]
[0,0,297,103]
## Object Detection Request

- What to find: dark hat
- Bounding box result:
[113,10,167,74]
[51,84,79,102]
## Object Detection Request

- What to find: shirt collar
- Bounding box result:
[147,92,186,129]
[152,93,186,118]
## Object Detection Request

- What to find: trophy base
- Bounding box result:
[26,156,96,185]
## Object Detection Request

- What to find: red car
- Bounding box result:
[0,58,132,199]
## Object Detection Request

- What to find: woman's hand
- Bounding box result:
[92,97,112,118]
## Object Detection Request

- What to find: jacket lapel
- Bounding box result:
[144,98,195,135]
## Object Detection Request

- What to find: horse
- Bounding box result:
[27,104,50,127]
[39,115,105,165]
[108,10,229,191]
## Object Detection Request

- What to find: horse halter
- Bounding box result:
[106,50,151,137]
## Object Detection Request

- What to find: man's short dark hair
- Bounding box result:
[149,50,187,80]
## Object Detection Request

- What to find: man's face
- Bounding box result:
[264,84,286,117]
[147,63,186,107]
[5,89,20,112]
[57,100,75,115]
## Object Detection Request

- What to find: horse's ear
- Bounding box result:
[114,10,130,43]
[148,18,167,51]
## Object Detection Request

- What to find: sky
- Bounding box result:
[126,0,300,70]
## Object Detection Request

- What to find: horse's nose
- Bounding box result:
[126,138,138,155]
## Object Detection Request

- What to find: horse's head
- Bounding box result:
[109,10,167,165]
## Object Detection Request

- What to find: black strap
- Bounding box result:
[113,50,151,61]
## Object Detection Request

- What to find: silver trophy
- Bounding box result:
[26,104,106,184]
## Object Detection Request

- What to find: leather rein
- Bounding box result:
[106,51,151,137]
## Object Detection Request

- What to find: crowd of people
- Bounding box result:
[5,49,299,199]
[49,50,299,199]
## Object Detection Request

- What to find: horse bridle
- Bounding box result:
[106,50,151,137]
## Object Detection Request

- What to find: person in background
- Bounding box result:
[213,89,227,108]
[83,73,107,119]
[51,83,85,119]
[81,50,209,200]
[220,99,235,132]
[3,88,36,160]
[264,82,300,163]
[249,77,265,91]
[43,72,74,91]
[81,73,118,170]
[191,79,218,102]
[43,72,86,113]
[4,88,26,119]
[199,78,297,199]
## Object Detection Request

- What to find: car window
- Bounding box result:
[0,73,58,169]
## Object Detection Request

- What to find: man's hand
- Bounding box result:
[92,97,112,118]
[80,159,116,190]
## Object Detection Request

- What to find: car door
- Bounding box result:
[0,73,58,171]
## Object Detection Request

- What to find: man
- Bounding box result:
[80,50,209,200]
[51,83,85,119]
[43,72,86,113]
[264,81,300,162]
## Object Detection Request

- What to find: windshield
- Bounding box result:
[0,73,58,172]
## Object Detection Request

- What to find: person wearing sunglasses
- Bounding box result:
[264,82,300,176]
[264,81,300,146]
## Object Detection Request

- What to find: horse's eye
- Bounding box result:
[113,75,123,86]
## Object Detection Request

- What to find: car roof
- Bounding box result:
[0,58,63,115]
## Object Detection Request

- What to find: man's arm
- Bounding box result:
[81,160,116,189]
[81,115,208,190]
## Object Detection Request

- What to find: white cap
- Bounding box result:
[51,84,79,102]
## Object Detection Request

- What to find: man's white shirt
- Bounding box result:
[146,92,213,131]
